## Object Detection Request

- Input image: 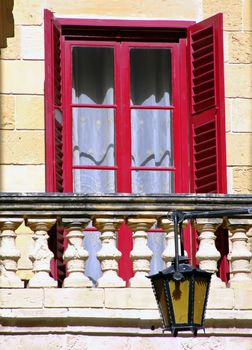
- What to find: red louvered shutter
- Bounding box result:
[188,14,228,282]
[44,9,64,192]
[44,10,65,284]
[188,13,227,194]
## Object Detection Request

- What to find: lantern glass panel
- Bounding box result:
[169,279,189,324]
[152,279,170,328]
[193,276,209,325]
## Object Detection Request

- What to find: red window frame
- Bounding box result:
[63,40,187,194]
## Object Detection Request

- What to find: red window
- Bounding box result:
[44,11,227,284]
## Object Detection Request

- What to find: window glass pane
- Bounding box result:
[72,108,115,166]
[72,47,114,104]
[131,110,173,167]
[73,169,116,193]
[132,171,174,193]
[130,48,172,106]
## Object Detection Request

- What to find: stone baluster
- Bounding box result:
[26,219,57,288]
[62,218,92,287]
[93,218,125,287]
[127,218,156,287]
[158,218,188,267]
[0,218,23,288]
[194,219,225,288]
[227,219,252,288]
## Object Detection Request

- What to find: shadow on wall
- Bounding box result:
[0,0,15,190]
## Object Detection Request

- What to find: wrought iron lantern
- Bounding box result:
[148,208,252,336]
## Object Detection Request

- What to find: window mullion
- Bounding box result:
[116,42,132,192]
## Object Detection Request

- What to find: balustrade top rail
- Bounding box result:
[0,192,252,218]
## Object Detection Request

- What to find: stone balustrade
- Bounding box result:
[0,193,252,289]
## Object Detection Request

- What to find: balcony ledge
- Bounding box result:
[0,192,251,218]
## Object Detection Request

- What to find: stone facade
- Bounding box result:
[0,0,251,194]
[0,1,252,349]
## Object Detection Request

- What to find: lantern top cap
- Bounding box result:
[148,259,212,281]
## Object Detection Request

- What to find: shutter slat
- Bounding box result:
[192,69,214,87]
[196,181,217,193]
[192,32,213,51]
[194,136,216,152]
[195,163,216,178]
[193,87,215,103]
[194,154,216,171]
[194,96,215,113]
[195,145,216,161]
[193,78,214,95]
[193,61,214,78]
[196,173,217,188]
[190,24,215,115]
[192,43,214,60]
[192,52,214,69]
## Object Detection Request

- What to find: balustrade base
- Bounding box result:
[129,274,152,288]
[228,279,252,289]
[0,276,24,288]
[27,272,57,288]
[209,275,226,289]
[63,274,93,288]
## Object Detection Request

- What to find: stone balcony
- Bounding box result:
[0,193,252,346]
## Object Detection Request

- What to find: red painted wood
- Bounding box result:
[72,165,118,170]
[188,13,228,280]
[177,38,190,193]
[55,17,195,29]
[71,104,117,108]
[130,106,174,110]
[188,13,227,194]
[44,9,56,192]
[131,167,175,171]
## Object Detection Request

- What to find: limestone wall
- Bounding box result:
[1,287,252,349]
[0,0,251,193]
